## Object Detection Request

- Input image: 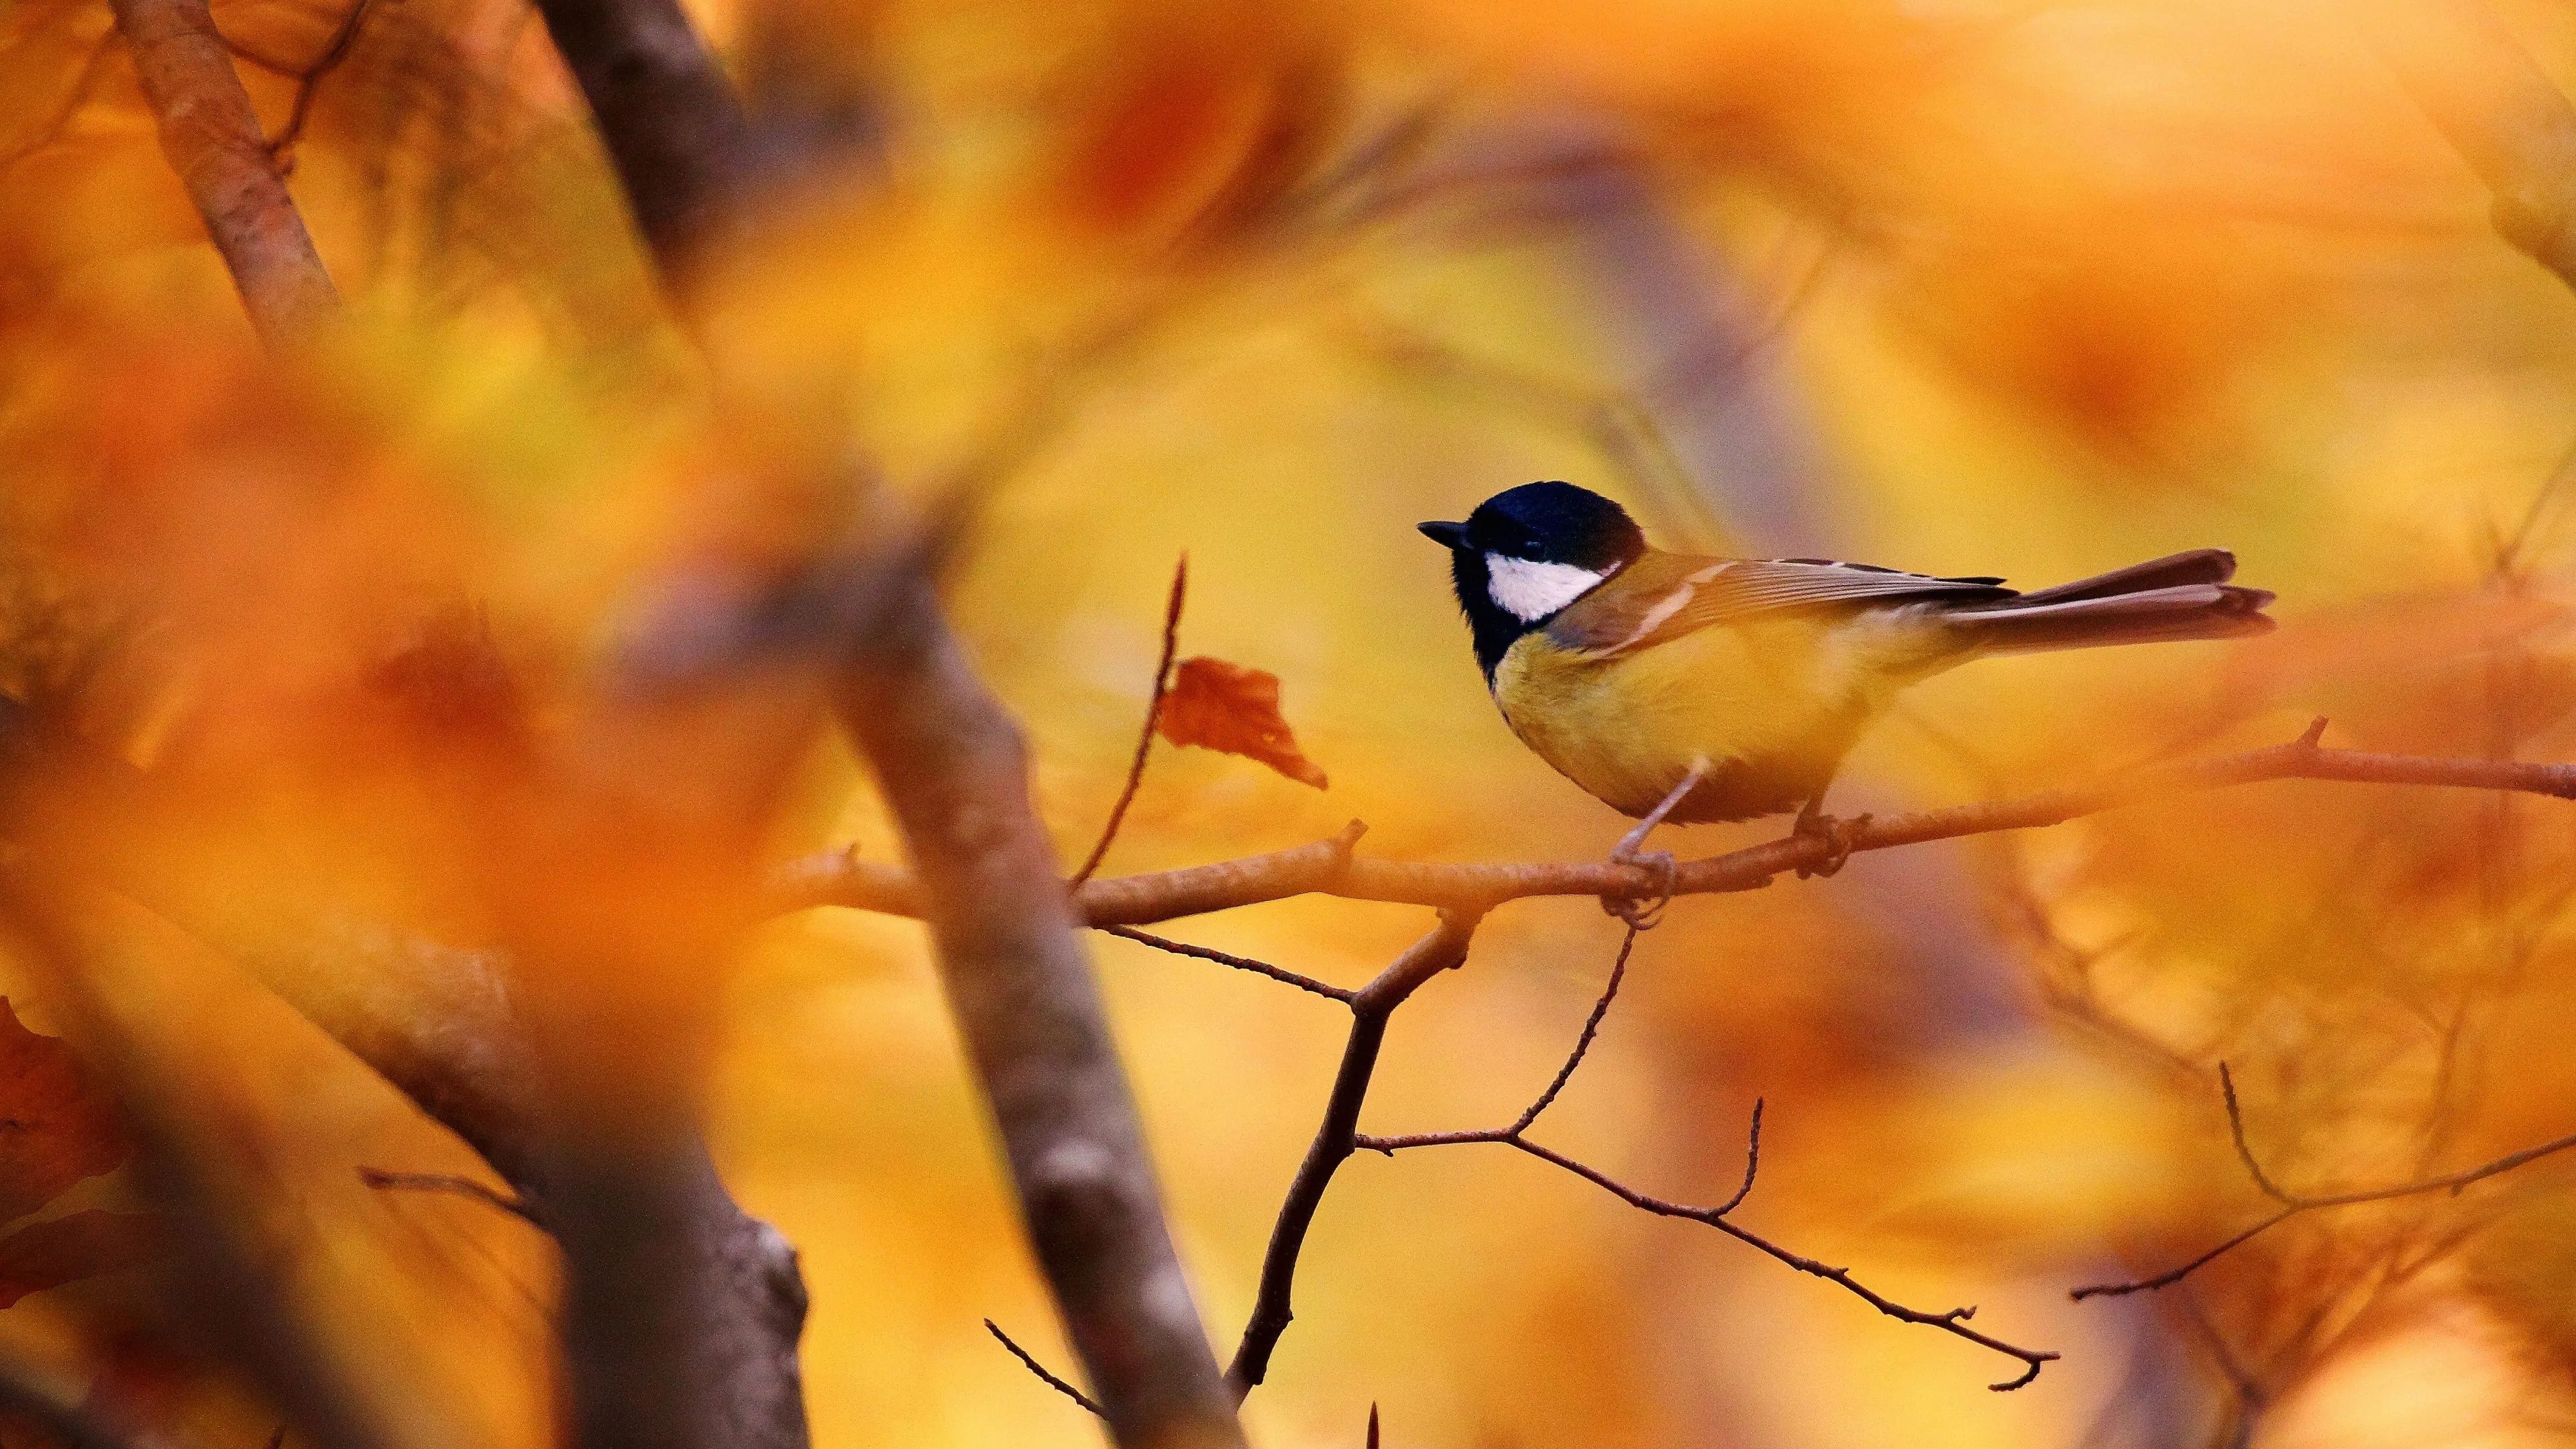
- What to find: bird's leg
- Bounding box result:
[1602,765,1706,929]
[1791,783,1869,880]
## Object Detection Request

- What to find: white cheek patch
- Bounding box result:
[1486,555,1605,623]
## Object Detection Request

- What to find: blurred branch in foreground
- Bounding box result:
[2360,0,2576,287]
[2071,1063,2576,1302]
[523,0,1250,1438]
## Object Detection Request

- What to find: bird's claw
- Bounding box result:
[1792,812,1871,879]
[1603,848,1679,930]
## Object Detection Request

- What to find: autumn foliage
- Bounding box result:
[7,1,2576,1448]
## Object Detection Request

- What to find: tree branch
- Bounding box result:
[2071,1061,2576,1301]
[984,1320,1106,1418]
[523,0,749,282]
[1096,926,1355,1004]
[1225,913,1482,1396]
[1350,929,2058,1393]
[108,0,339,343]
[777,723,2576,928]
[837,568,1247,1449]
[0,699,815,1449]
[1070,557,1187,888]
[262,0,381,162]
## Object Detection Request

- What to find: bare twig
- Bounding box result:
[108,0,339,343]
[2070,1062,2576,1300]
[777,723,2576,928]
[1071,557,1187,887]
[1225,913,1482,1396]
[1098,925,1354,1004]
[264,0,380,162]
[357,1167,546,1228]
[1352,930,2057,1392]
[984,1320,1106,1418]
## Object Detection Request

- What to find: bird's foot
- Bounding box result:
[1602,847,1679,930]
[1792,810,1872,880]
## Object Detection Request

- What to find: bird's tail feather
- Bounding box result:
[1947,566,2275,654]
[2006,547,2241,606]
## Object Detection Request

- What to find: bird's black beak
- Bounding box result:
[1417,521,1467,549]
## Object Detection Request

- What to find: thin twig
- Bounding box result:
[357,1167,547,1228]
[983,1320,1105,1418]
[1097,925,1354,1004]
[778,722,2576,928]
[2070,1061,2576,1300]
[1353,949,2059,1392]
[1070,557,1187,887]
[1507,926,1634,1135]
[265,0,380,163]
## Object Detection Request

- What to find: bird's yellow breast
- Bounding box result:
[1489,612,1935,820]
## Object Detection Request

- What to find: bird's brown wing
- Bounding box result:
[1548,552,2017,658]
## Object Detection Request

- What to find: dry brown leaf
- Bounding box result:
[0,1000,128,1222]
[1154,655,1328,789]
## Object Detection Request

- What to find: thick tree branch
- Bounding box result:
[778,724,2576,927]
[2071,1063,2576,1301]
[523,0,750,281]
[107,0,338,343]
[523,0,1246,1414]
[837,571,1246,1449]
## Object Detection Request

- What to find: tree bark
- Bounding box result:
[106,0,338,344]
[836,574,1247,1449]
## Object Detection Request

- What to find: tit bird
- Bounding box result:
[1418,482,2273,851]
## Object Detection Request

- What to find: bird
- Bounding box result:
[1417,480,2273,895]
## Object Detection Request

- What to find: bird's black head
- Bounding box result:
[1418,482,1647,678]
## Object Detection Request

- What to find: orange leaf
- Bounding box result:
[0,1210,164,1308]
[1155,656,1328,789]
[0,1000,129,1222]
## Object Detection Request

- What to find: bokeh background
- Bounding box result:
[9,1,2576,1446]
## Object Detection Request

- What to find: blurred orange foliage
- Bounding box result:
[8,0,2576,1446]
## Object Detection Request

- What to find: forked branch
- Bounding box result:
[1354,929,2058,1392]
[2072,1062,2576,1301]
